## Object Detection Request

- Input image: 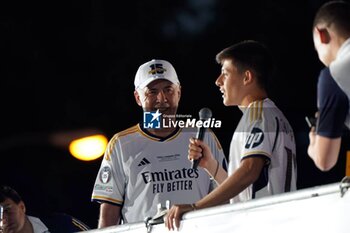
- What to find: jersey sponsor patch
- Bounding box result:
[245,127,264,149]
[141,168,199,194]
[94,184,113,193]
[99,165,112,184]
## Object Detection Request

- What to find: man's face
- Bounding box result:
[1,198,26,233]
[134,79,181,116]
[215,59,245,106]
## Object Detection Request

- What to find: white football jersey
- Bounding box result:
[229,98,297,203]
[91,124,226,223]
[330,38,350,128]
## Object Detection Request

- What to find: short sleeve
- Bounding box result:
[240,106,276,163]
[91,138,125,206]
[317,67,349,138]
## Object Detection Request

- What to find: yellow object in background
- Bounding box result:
[69,134,108,161]
[346,151,350,177]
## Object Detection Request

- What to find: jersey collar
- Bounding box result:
[138,122,181,142]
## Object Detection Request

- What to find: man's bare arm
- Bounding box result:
[98,203,121,228]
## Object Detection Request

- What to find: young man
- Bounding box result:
[308,0,350,171]
[91,59,227,227]
[165,40,297,230]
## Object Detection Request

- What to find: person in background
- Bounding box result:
[0,185,90,233]
[165,40,297,230]
[308,0,350,171]
[0,185,49,233]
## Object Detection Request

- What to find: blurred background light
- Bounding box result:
[69,134,108,161]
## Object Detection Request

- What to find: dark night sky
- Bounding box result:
[1,0,350,229]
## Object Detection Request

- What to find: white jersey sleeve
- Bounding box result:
[91,131,129,206]
[236,101,276,162]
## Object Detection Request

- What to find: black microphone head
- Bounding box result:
[199,107,212,120]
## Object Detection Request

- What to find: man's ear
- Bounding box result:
[19,201,26,213]
[243,70,254,85]
[316,27,331,44]
[134,90,142,106]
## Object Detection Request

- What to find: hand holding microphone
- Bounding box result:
[191,108,212,170]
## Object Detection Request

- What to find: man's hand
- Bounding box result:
[188,138,215,170]
[164,204,193,231]
[307,126,316,159]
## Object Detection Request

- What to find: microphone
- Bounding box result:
[192,107,212,170]
[0,204,3,232]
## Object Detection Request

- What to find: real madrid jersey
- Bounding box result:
[229,98,297,203]
[91,123,226,223]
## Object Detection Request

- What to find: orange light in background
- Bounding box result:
[69,134,108,161]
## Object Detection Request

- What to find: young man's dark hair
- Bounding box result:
[215,40,274,90]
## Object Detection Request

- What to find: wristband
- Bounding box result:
[190,203,197,211]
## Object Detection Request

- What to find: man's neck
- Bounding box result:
[240,91,268,107]
[146,115,178,138]
[148,127,177,138]
[18,216,34,233]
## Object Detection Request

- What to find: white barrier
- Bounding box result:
[83,177,350,233]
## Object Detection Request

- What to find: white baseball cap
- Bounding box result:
[134,59,180,89]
